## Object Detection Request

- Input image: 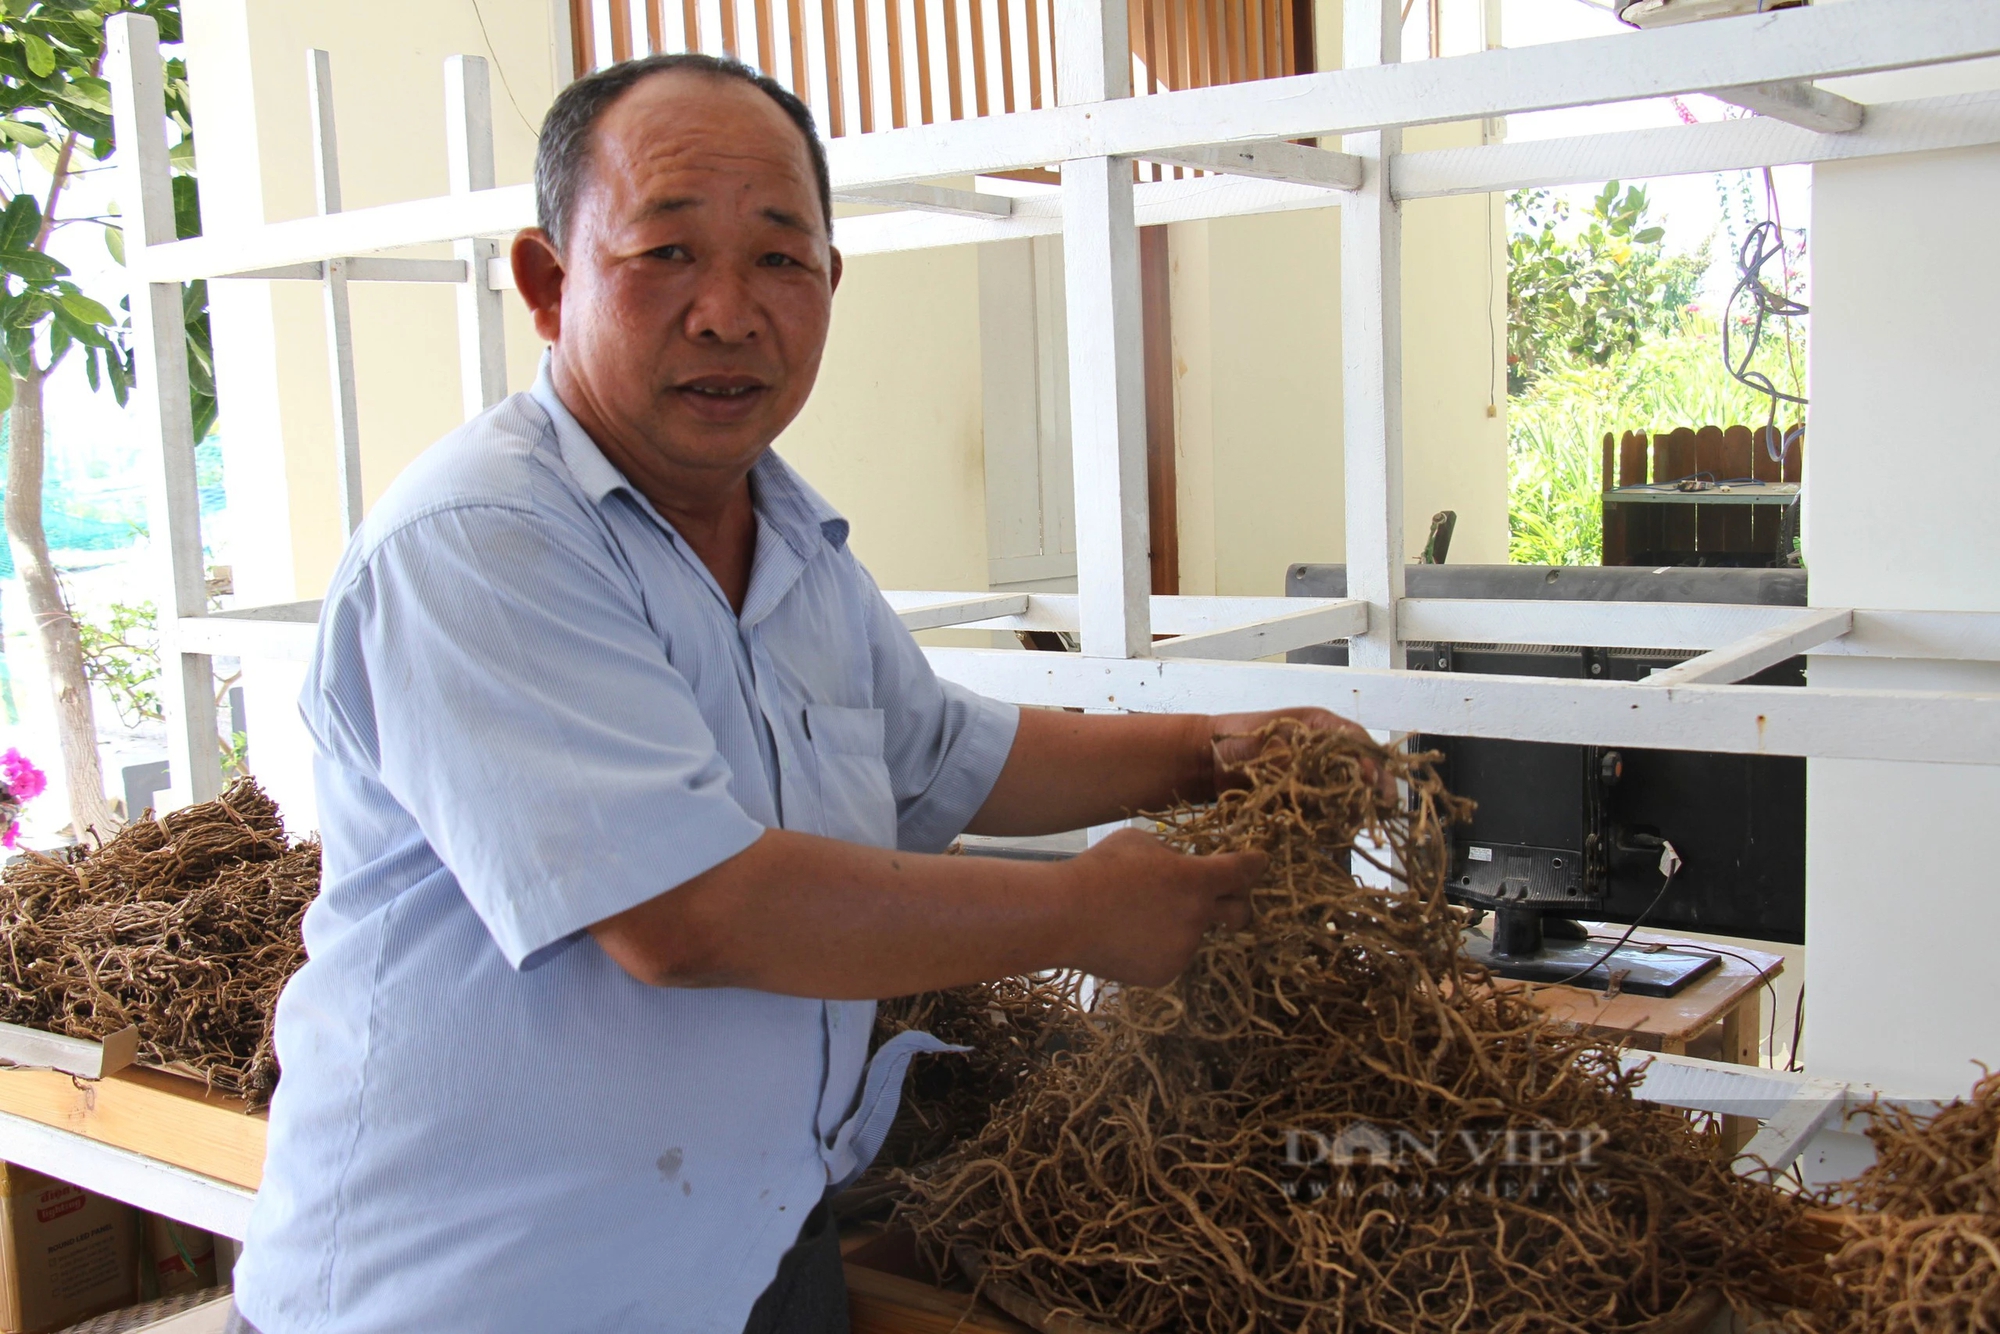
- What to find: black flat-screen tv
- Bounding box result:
[1286,564,1806,950]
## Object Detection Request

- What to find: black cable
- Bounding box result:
[1722,218,1809,467]
[1788,981,1806,1074]
[1582,932,1797,1070]
[1549,860,1679,989]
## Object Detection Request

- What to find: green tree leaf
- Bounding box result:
[20,32,55,78]
[0,191,40,253]
[58,290,111,326]
[0,249,66,282]
[0,118,51,149]
[171,173,200,239]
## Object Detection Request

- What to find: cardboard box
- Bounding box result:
[142,1214,216,1299]
[0,1164,137,1333]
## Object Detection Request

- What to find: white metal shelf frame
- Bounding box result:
[70,0,2000,1228]
[107,0,2000,809]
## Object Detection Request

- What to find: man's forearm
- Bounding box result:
[966,707,1215,837]
[591,827,1075,997]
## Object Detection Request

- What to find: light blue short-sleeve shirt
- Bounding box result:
[232,365,1020,1334]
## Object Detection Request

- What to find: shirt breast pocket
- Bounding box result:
[804,704,898,849]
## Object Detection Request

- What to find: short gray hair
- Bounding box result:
[533,53,832,253]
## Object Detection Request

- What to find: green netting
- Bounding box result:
[0,415,224,577]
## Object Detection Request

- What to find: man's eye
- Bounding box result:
[648,245,691,261]
[759,253,801,268]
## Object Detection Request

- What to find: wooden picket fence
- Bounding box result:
[1600,424,1802,566]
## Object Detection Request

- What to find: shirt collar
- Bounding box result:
[528,354,850,559]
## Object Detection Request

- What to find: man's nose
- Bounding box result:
[683,264,764,343]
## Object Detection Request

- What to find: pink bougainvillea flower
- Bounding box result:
[0,749,46,804]
[1,824,16,851]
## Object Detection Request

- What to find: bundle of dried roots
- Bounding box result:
[1791,1069,2000,1332]
[871,973,1092,1177]
[896,721,1801,1334]
[0,778,315,1107]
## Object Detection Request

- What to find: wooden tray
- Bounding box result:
[0,1063,265,1189]
[844,1229,1032,1334]
[845,1235,1751,1334]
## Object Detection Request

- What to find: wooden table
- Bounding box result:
[1513,929,1784,1060]
[1505,928,1785,1151]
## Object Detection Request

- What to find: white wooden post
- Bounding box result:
[108,15,224,805]
[1056,0,1151,659]
[446,56,509,419]
[308,51,365,534]
[1341,0,1404,670]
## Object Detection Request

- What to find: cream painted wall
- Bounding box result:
[1163,0,1509,598]
[186,0,557,604]
[1168,125,1510,597]
[1184,207,1347,597]
[774,246,989,591]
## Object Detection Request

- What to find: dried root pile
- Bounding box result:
[0,779,315,1107]
[897,722,1801,1334]
[1791,1069,2000,1332]
[872,973,1090,1176]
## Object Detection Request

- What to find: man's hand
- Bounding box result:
[1051,829,1267,987]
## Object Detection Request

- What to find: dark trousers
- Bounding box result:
[223,1194,850,1334]
[742,1192,850,1334]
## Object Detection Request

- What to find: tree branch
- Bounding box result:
[34,129,78,254]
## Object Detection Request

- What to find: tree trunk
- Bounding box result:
[4,364,117,839]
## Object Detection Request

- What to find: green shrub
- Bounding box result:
[1506,320,1804,567]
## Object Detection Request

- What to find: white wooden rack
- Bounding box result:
[53,0,1999,1232]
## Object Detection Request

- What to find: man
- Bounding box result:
[231,53,1353,1333]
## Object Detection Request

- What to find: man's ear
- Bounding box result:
[511,228,566,343]
[829,246,843,296]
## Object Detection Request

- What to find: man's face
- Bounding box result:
[521,72,840,487]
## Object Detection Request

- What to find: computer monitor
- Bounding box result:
[1287,564,1807,997]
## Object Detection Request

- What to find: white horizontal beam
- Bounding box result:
[1134,140,1364,190]
[831,174,1341,257]
[1710,79,1866,133]
[215,257,469,284]
[824,0,2000,189]
[1645,607,1853,688]
[1620,1053,1849,1175]
[176,601,321,661]
[1394,90,2000,200]
[0,1022,136,1079]
[137,182,533,284]
[920,647,2000,765]
[0,1111,256,1239]
[833,183,1015,217]
[1815,608,2000,663]
[1624,1052,1841,1121]
[627,92,2000,261]
[884,592,1362,636]
[1153,599,1368,661]
[125,1,2000,282]
[893,592,1030,631]
[1619,1051,1950,1178]
[176,595,2000,668]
